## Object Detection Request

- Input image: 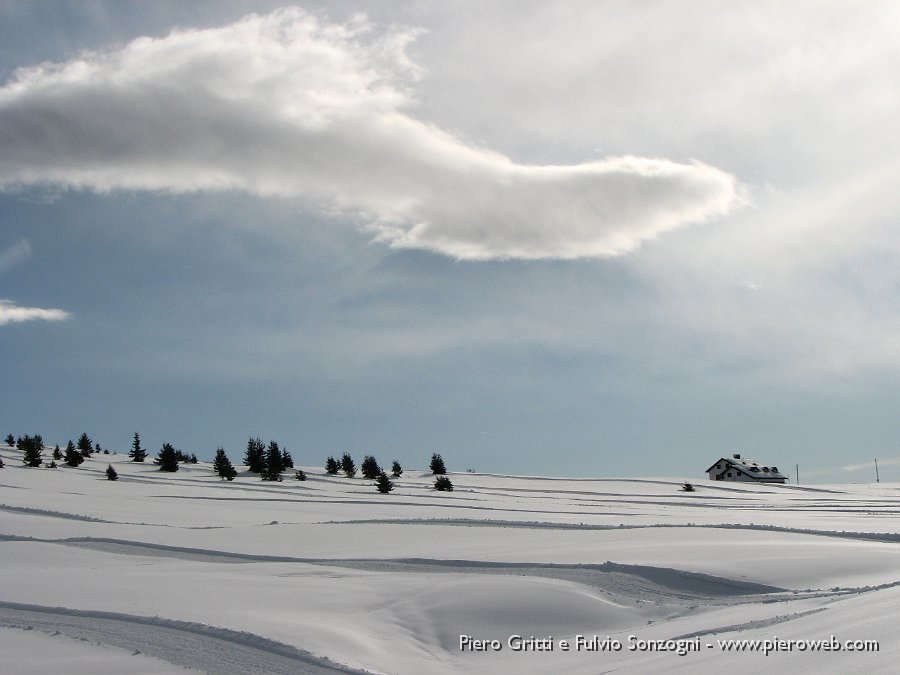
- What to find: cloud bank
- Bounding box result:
[0,9,737,260]
[0,299,69,326]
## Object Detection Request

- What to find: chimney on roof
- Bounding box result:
[733,453,741,459]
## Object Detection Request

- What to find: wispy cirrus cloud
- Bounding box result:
[0,8,738,260]
[0,239,69,326]
[0,299,69,326]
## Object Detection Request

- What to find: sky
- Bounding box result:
[1,1,898,482]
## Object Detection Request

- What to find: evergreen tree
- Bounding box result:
[341,452,356,478]
[391,460,403,477]
[129,432,147,462]
[0,456,5,468]
[213,448,237,480]
[325,456,340,475]
[106,464,118,480]
[157,443,179,472]
[430,453,447,475]
[64,440,84,467]
[52,445,63,461]
[281,448,294,469]
[5,433,14,446]
[262,440,284,481]
[77,433,93,458]
[434,475,453,491]
[244,437,266,473]
[294,469,307,481]
[174,449,197,463]
[18,434,43,467]
[375,471,394,493]
[361,455,381,480]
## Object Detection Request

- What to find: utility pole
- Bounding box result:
[795,464,799,485]
[875,458,880,483]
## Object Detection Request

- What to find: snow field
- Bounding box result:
[1,448,899,673]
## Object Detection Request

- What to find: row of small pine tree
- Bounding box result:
[3,433,454,493]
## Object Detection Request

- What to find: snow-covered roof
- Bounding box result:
[706,455,787,480]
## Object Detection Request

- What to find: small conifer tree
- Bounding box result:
[52,445,63,461]
[19,434,43,467]
[325,456,340,475]
[282,448,294,469]
[391,460,403,477]
[129,432,147,462]
[77,433,93,458]
[375,471,394,493]
[430,453,447,475]
[294,469,307,481]
[0,456,5,468]
[156,443,179,472]
[106,464,118,480]
[64,440,84,467]
[361,455,381,480]
[341,452,356,478]
[434,475,453,491]
[213,448,237,480]
[244,437,266,473]
[173,450,198,463]
[5,433,15,446]
[262,441,285,481]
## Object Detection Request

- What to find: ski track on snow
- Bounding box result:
[0,601,370,675]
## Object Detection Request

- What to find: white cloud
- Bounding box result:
[0,299,69,325]
[0,8,737,260]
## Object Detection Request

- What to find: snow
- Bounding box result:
[1,448,898,673]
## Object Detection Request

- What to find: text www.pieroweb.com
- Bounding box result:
[717,636,879,655]
[459,634,879,656]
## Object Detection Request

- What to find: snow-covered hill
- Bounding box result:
[1,448,897,673]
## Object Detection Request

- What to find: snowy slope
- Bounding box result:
[1,447,897,673]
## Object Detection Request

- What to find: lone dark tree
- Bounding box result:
[5,433,14,446]
[434,475,453,491]
[430,453,447,475]
[18,434,44,467]
[294,469,307,481]
[375,471,394,494]
[262,440,285,481]
[156,443,179,472]
[77,433,93,458]
[64,440,84,467]
[213,448,237,481]
[341,452,356,478]
[391,460,403,477]
[106,464,118,481]
[325,456,340,475]
[361,455,381,480]
[52,445,63,461]
[244,437,266,473]
[129,432,147,462]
